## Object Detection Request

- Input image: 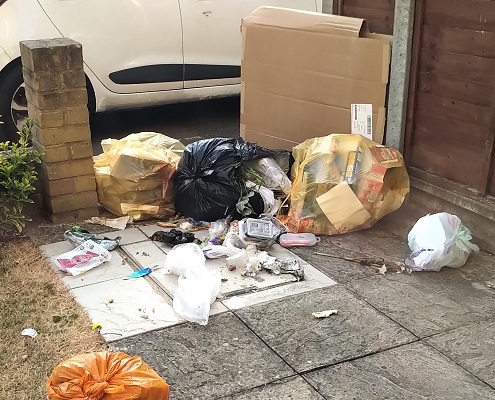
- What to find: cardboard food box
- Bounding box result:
[240,7,391,150]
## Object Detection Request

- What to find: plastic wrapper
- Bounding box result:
[46,351,170,400]
[246,157,292,194]
[94,132,184,221]
[405,213,479,271]
[174,138,273,222]
[52,240,111,276]
[64,226,121,251]
[284,134,409,235]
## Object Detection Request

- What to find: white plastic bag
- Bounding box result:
[164,243,205,275]
[202,245,241,259]
[52,240,111,276]
[173,267,221,325]
[406,213,479,271]
[247,158,292,194]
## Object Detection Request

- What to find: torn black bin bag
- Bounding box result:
[174,138,274,222]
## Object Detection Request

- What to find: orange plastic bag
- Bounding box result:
[46,352,170,400]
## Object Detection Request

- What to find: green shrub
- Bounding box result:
[0,118,41,236]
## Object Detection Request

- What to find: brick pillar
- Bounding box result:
[20,38,99,223]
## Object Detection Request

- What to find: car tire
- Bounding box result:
[0,62,26,141]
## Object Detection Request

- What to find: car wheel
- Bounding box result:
[0,64,27,141]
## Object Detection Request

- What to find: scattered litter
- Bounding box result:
[226,249,249,271]
[173,267,222,326]
[208,218,230,241]
[140,314,149,320]
[64,226,121,251]
[405,213,479,272]
[315,252,408,273]
[21,328,38,338]
[106,298,114,304]
[152,229,196,246]
[156,221,179,228]
[86,216,132,230]
[279,233,320,248]
[164,243,205,275]
[377,265,387,275]
[157,218,207,232]
[241,245,304,281]
[142,251,150,257]
[91,322,102,330]
[127,268,152,279]
[53,240,111,276]
[260,257,304,281]
[46,352,170,399]
[179,221,194,231]
[245,157,292,195]
[22,355,28,361]
[203,244,241,259]
[238,216,286,249]
[312,310,338,318]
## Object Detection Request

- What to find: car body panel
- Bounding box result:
[0,0,61,60]
[38,0,184,94]
[0,0,323,114]
[180,0,319,89]
[0,44,11,67]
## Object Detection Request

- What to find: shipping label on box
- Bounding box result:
[351,104,373,140]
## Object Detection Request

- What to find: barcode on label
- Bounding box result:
[354,105,358,120]
[366,115,372,138]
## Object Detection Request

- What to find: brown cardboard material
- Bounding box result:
[316,182,371,233]
[240,7,391,150]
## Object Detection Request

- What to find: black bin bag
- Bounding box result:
[174,138,274,222]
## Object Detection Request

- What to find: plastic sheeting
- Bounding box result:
[94,132,184,221]
[284,134,410,235]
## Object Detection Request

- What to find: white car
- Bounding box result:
[0,0,322,139]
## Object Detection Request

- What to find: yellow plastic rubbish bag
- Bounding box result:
[283,134,410,235]
[46,352,170,400]
[94,132,185,221]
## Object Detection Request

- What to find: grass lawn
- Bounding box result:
[0,239,105,400]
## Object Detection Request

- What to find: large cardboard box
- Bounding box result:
[240,7,391,150]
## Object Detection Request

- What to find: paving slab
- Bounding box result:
[110,312,294,400]
[122,241,168,269]
[426,320,495,387]
[235,285,416,372]
[41,240,134,289]
[305,342,495,400]
[459,250,495,288]
[222,265,335,310]
[103,227,148,245]
[348,268,495,338]
[40,240,75,258]
[70,276,182,341]
[148,242,335,309]
[291,227,408,284]
[223,376,324,400]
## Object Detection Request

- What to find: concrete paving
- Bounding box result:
[36,201,495,399]
[41,222,335,342]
